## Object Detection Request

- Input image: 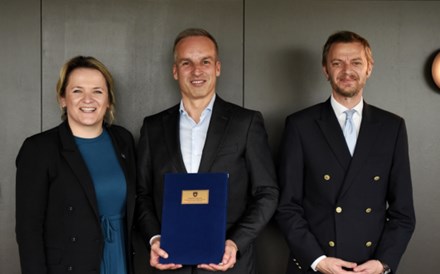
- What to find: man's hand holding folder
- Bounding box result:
[150,237,238,271]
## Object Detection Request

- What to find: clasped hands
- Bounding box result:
[316,257,384,274]
[150,238,238,272]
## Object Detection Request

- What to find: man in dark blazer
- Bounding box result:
[276,31,415,274]
[136,28,279,274]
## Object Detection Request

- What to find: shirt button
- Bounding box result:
[336,207,343,213]
[366,208,372,213]
[71,237,77,242]
[67,266,73,271]
[329,241,335,247]
[323,174,331,181]
[366,241,372,247]
[373,176,380,182]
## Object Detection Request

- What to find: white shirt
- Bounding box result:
[330,95,363,137]
[179,94,215,173]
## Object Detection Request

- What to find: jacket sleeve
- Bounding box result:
[135,118,161,244]
[15,138,50,274]
[275,116,325,269]
[227,111,279,254]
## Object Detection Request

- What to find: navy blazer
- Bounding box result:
[276,99,415,273]
[16,121,137,274]
[136,96,279,274]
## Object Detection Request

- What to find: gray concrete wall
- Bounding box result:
[0,0,41,272]
[1,0,439,273]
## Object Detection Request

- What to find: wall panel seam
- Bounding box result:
[242,0,246,108]
[40,0,43,132]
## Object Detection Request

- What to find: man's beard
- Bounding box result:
[331,74,364,98]
[334,85,360,98]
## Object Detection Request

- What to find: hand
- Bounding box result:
[316,257,357,274]
[150,238,183,270]
[198,239,238,272]
[353,260,384,274]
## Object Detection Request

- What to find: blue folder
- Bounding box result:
[159,173,229,265]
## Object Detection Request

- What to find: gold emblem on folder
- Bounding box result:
[181,190,209,204]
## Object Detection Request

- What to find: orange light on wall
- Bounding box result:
[433,52,440,89]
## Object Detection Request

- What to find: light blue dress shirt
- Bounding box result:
[330,95,363,137]
[179,94,215,173]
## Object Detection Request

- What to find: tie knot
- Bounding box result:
[344,109,356,120]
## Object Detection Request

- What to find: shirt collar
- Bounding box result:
[179,94,216,115]
[330,94,363,117]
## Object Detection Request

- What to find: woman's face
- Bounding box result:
[60,68,109,137]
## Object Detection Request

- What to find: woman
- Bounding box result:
[16,56,136,274]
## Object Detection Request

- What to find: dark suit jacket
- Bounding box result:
[136,96,279,274]
[276,99,415,274]
[16,121,137,274]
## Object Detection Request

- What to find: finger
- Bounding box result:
[197,264,217,271]
[149,250,160,267]
[222,246,237,266]
[207,263,230,272]
[151,245,169,259]
[339,260,357,269]
[155,263,183,270]
[338,270,358,274]
[352,265,366,272]
[200,262,233,271]
[221,252,231,265]
[219,259,235,270]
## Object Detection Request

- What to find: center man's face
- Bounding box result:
[173,36,221,102]
[323,42,372,99]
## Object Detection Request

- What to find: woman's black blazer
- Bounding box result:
[16,121,137,274]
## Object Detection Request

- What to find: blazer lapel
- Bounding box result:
[162,105,187,173]
[198,97,230,173]
[316,100,352,171]
[338,102,382,198]
[59,122,100,220]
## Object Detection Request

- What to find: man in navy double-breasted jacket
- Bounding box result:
[276,31,415,274]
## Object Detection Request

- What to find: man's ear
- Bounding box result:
[172,64,178,80]
[322,65,329,80]
[366,63,373,78]
[215,60,221,77]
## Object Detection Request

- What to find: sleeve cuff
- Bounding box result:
[149,234,161,246]
[311,255,327,272]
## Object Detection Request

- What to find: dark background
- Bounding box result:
[1,0,440,273]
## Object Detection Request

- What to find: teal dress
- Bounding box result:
[75,129,127,274]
